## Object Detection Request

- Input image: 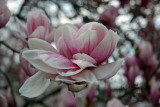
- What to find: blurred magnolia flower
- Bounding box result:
[0,95,8,107]
[59,88,78,107]
[19,22,123,98]
[149,77,160,106]
[0,0,11,28]
[124,56,140,89]
[136,40,158,77]
[106,98,125,107]
[99,7,118,26]
[106,81,112,98]
[20,10,55,43]
[85,83,97,106]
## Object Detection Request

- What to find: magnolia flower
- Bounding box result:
[85,83,97,106]
[149,77,160,106]
[0,0,11,28]
[124,56,140,89]
[19,22,123,98]
[99,7,118,26]
[106,99,125,107]
[59,88,78,107]
[22,10,54,43]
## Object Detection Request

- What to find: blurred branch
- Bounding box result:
[0,41,20,53]
[0,70,17,107]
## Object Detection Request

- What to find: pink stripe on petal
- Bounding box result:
[40,51,78,69]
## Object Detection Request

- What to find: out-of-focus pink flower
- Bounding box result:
[86,83,97,106]
[106,98,125,107]
[124,56,140,89]
[106,82,112,98]
[137,41,153,63]
[19,22,123,98]
[24,10,54,43]
[59,88,78,107]
[0,95,8,107]
[149,77,160,107]
[99,7,119,26]
[136,40,158,78]
[0,0,11,28]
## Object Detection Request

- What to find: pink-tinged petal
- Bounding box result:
[28,38,57,53]
[73,53,97,65]
[19,72,50,98]
[92,59,123,80]
[55,75,76,84]
[77,22,107,44]
[90,30,118,63]
[23,50,77,72]
[22,50,57,74]
[56,36,72,58]
[54,24,79,55]
[72,59,96,69]
[75,30,99,54]
[45,28,56,43]
[56,59,96,77]
[0,6,11,28]
[71,70,97,83]
[57,68,82,77]
[40,51,78,69]
[106,99,125,107]
[29,26,46,40]
[27,10,51,35]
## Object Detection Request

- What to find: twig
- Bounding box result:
[0,41,20,53]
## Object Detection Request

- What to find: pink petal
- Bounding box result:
[72,53,97,65]
[29,26,46,40]
[75,30,98,54]
[92,59,124,80]
[56,36,72,58]
[28,38,57,53]
[90,30,118,63]
[54,24,78,56]
[77,22,107,44]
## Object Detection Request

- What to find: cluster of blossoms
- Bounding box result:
[16,10,123,98]
[124,40,160,106]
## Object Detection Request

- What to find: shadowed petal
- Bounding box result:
[19,72,50,98]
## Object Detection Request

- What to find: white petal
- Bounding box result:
[22,50,57,74]
[19,72,50,98]
[92,59,124,80]
[72,59,96,69]
[28,38,57,53]
[55,75,76,84]
[71,70,97,83]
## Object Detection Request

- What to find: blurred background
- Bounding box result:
[0,0,160,107]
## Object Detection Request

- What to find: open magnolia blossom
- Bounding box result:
[19,22,123,98]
